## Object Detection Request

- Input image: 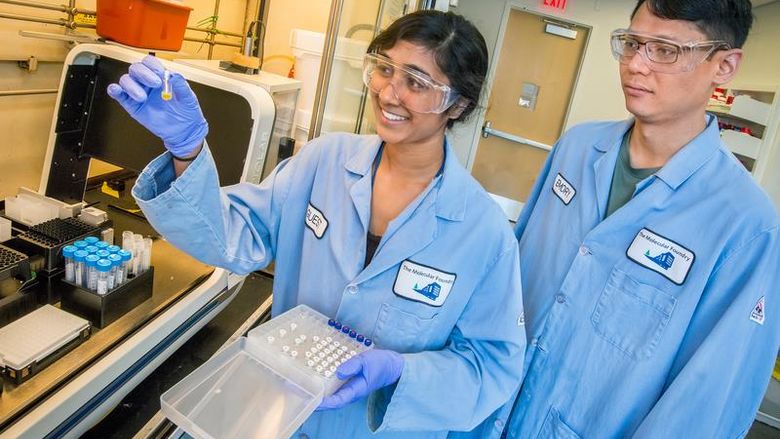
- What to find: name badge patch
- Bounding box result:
[552,173,576,205]
[305,203,328,239]
[393,260,456,307]
[627,228,695,285]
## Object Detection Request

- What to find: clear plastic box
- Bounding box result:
[161,304,373,439]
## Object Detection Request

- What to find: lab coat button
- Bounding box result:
[579,245,590,256]
[531,337,538,346]
[517,314,525,325]
[346,285,358,295]
[299,435,309,439]
[556,294,566,304]
[494,419,505,429]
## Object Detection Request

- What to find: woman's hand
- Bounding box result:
[106,55,208,159]
[318,349,404,410]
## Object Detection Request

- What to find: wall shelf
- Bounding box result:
[707,87,779,180]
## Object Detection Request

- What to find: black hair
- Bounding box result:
[632,0,753,48]
[367,10,488,128]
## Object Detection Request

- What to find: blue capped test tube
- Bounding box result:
[117,249,132,285]
[86,254,100,291]
[73,250,88,287]
[96,259,112,295]
[107,253,122,290]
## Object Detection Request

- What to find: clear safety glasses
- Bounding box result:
[610,29,731,73]
[362,53,460,114]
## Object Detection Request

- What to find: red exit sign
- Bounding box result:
[542,0,568,11]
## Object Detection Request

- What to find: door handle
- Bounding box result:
[481,121,553,152]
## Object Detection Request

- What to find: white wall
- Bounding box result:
[739,2,780,207]
[733,1,780,89]
[261,0,332,76]
[0,62,62,197]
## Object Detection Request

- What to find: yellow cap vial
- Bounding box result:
[161,70,173,101]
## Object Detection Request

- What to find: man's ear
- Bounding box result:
[713,48,743,86]
[448,97,470,120]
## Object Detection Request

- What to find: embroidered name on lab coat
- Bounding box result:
[393,260,456,307]
[627,228,695,285]
[305,203,328,239]
[552,173,576,205]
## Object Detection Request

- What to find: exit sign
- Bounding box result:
[542,0,568,11]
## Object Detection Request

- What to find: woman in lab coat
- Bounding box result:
[108,10,525,438]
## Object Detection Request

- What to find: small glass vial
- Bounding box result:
[117,249,132,284]
[95,241,110,251]
[96,259,112,295]
[122,231,134,251]
[96,249,111,260]
[62,245,77,283]
[142,237,153,272]
[107,253,122,290]
[73,250,88,287]
[73,240,89,251]
[85,245,99,255]
[85,254,100,291]
[132,234,143,275]
[84,236,99,245]
[107,245,121,254]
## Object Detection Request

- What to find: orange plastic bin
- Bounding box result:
[96,0,193,51]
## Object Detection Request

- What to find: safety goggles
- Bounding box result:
[362,53,460,114]
[610,29,731,73]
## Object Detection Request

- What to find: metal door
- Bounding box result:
[471,8,590,206]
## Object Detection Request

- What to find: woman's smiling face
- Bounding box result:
[369,40,458,147]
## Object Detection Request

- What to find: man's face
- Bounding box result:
[620,3,737,124]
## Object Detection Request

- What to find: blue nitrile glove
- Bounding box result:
[106,55,208,159]
[317,349,404,410]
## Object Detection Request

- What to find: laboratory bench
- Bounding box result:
[0,180,237,437]
[84,271,274,439]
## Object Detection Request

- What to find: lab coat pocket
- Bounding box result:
[591,267,676,361]
[373,302,438,353]
[537,407,582,439]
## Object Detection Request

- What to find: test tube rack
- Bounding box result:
[9,217,106,274]
[160,304,373,439]
[0,244,28,282]
[59,266,154,328]
[249,306,374,393]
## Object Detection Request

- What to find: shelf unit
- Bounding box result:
[707,87,778,174]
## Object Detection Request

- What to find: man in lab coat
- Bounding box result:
[462,0,780,437]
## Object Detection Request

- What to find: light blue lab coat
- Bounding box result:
[132,132,526,438]
[460,116,780,439]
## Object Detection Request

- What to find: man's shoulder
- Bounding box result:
[705,149,779,228]
[551,119,630,159]
[560,120,629,143]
